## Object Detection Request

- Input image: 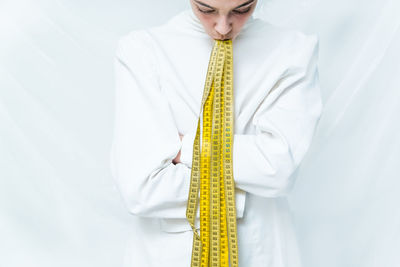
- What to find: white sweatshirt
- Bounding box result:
[110,8,323,267]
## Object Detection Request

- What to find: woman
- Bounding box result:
[110,0,323,266]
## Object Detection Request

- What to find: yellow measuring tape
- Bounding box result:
[186,39,239,267]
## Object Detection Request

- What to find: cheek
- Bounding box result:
[233,15,252,32]
[198,15,213,25]
[235,15,251,26]
[198,16,215,31]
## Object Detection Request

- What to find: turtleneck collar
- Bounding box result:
[186,8,256,37]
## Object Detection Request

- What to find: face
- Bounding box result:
[190,0,257,41]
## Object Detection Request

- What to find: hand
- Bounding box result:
[172,134,184,164]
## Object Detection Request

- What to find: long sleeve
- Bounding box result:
[233,35,323,198]
[180,35,323,199]
[110,31,246,219]
[110,31,191,219]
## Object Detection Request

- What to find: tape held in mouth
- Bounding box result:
[186,39,239,267]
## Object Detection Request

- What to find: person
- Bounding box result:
[110,0,323,266]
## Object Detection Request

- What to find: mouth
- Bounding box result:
[214,36,231,41]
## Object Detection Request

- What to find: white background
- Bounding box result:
[1,0,399,266]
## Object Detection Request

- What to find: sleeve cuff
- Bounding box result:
[180,131,197,168]
[235,188,246,218]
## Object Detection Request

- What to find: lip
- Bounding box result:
[212,32,231,40]
[214,36,231,40]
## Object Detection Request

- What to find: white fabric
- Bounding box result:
[110,8,322,266]
[1,0,400,267]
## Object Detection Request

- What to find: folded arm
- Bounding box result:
[181,35,323,198]
[110,31,246,219]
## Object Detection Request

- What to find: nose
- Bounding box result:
[214,16,232,37]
